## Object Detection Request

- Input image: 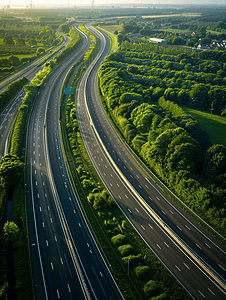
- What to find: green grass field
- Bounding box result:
[182,107,226,146]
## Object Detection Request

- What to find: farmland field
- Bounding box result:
[182,107,226,146]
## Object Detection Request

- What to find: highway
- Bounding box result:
[0,32,70,93]
[76,25,226,300]
[26,25,123,300]
[0,33,70,159]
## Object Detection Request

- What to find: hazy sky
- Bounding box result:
[2,0,226,8]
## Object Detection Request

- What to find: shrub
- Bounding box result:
[118,244,133,256]
[143,280,162,297]
[122,254,142,268]
[111,234,125,246]
[134,265,151,280]
[151,293,168,300]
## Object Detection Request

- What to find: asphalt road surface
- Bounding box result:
[26,26,123,300]
[76,25,226,300]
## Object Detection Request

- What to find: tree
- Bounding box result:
[0,154,24,191]
[3,35,14,45]
[143,280,162,297]
[15,38,26,46]
[173,37,185,45]
[8,55,20,66]
[3,221,20,245]
[190,83,209,109]
[59,24,69,34]
[216,21,226,29]
[36,47,45,55]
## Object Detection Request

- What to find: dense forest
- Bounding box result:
[98,41,226,239]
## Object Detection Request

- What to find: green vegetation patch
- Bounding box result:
[183,107,226,146]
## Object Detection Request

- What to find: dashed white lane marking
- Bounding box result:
[208,288,215,295]
[218,264,226,271]
[183,263,190,269]
[175,265,181,271]
[198,290,205,298]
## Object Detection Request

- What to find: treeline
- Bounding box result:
[54,27,82,65]
[98,41,226,240]
[0,77,29,114]
[103,41,226,116]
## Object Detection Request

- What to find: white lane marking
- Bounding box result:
[148,224,153,229]
[125,195,128,198]
[100,272,103,277]
[47,206,50,210]
[183,263,190,269]
[90,250,92,254]
[128,209,132,213]
[156,196,160,201]
[196,244,202,249]
[156,244,161,249]
[51,262,54,269]
[56,290,60,298]
[69,197,71,201]
[162,210,166,215]
[73,210,76,214]
[36,181,38,186]
[169,210,174,214]
[42,222,45,227]
[177,226,182,231]
[46,240,49,246]
[92,267,106,295]
[149,196,153,201]
[135,208,139,213]
[218,264,226,271]
[164,242,169,248]
[50,218,53,223]
[185,225,190,230]
[138,185,142,189]
[34,169,36,174]
[198,290,205,298]
[67,284,71,293]
[208,288,215,295]
[60,258,63,264]
[55,236,57,242]
[145,184,149,189]
[175,265,181,271]
[78,223,81,227]
[45,193,47,198]
[141,225,145,230]
[205,243,211,249]
[39,207,42,212]
[87,243,89,247]
[37,194,39,198]
[116,184,119,187]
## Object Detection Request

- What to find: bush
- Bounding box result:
[111,234,125,246]
[122,254,142,268]
[134,265,151,280]
[118,244,133,256]
[151,293,168,300]
[143,280,162,297]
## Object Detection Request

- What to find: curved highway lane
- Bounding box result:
[27,26,123,300]
[76,25,226,300]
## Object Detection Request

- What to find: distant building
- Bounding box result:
[149,38,167,44]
